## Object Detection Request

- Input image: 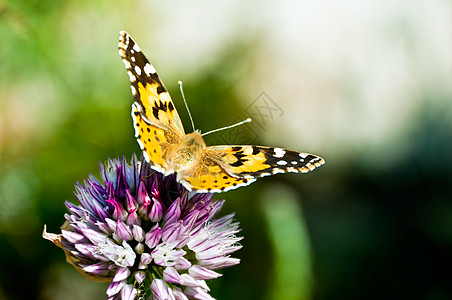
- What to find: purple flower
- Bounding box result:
[43,154,242,299]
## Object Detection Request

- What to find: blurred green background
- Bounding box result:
[1,1,452,299]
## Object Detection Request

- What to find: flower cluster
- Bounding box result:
[43,154,242,299]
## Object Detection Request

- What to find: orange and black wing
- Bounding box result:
[119,31,184,171]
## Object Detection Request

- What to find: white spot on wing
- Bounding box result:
[144,63,156,76]
[122,59,131,69]
[180,181,193,192]
[134,65,141,76]
[299,153,308,158]
[272,168,285,174]
[243,147,253,155]
[277,160,287,165]
[150,164,166,175]
[118,43,127,51]
[133,43,141,52]
[136,138,144,149]
[274,148,286,158]
[142,151,150,163]
[131,107,140,137]
[127,70,136,82]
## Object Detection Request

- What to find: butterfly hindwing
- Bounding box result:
[131,103,183,172]
[178,153,256,193]
[118,31,185,136]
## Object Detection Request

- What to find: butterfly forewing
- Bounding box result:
[179,146,324,193]
[118,31,185,136]
[178,154,256,193]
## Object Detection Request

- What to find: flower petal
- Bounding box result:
[184,286,215,300]
[83,262,113,277]
[112,267,130,282]
[120,284,137,300]
[134,271,146,284]
[149,191,164,222]
[145,225,162,249]
[139,252,152,268]
[161,222,182,243]
[162,267,183,284]
[132,224,145,242]
[116,221,133,241]
[188,265,222,280]
[106,280,125,297]
[150,279,175,300]
[163,196,182,224]
[172,287,189,300]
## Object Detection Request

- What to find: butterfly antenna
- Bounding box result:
[178,81,196,132]
[201,118,252,136]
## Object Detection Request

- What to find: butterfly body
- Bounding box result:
[169,131,206,177]
[120,31,325,193]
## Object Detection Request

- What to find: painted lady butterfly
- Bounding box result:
[118,31,325,193]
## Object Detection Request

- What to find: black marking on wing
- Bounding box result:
[155,99,168,112]
[168,102,174,112]
[157,85,166,94]
[230,160,244,167]
[119,32,167,115]
[152,107,159,120]
[237,146,324,177]
[149,98,175,122]
[252,146,260,155]
[232,150,248,161]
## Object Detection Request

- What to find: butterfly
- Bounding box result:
[118,31,325,193]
